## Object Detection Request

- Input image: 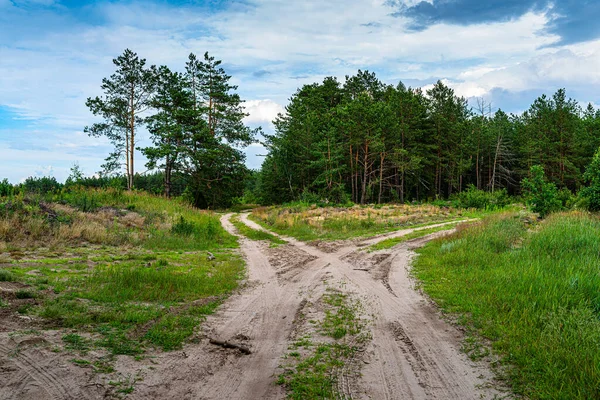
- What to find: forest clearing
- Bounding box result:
[1,188,598,399]
[4,6,600,398]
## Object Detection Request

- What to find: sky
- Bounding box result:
[1,0,600,183]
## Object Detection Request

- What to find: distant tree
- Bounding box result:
[85,49,157,190]
[65,162,85,187]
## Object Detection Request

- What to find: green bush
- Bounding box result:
[521,165,562,217]
[456,185,511,210]
[23,176,62,195]
[0,179,15,197]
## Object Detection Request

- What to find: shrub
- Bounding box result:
[580,147,600,211]
[456,185,511,210]
[0,179,15,197]
[23,176,62,195]
[521,165,561,217]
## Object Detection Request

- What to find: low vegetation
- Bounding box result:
[0,188,243,361]
[230,214,286,246]
[413,212,600,399]
[278,289,369,399]
[367,221,464,251]
[251,202,486,241]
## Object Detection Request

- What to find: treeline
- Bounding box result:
[254,71,600,205]
[0,171,185,198]
[85,49,256,208]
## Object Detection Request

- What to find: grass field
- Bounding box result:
[413,212,600,399]
[0,189,243,359]
[251,203,489,241]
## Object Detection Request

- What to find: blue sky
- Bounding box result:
[1,0,600,182]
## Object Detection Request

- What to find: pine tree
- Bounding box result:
[85,49,157,190]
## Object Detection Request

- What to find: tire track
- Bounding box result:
[0,343,86,400]
[245,214,503,400]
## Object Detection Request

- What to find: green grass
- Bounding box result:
[0,269,15,281]
[250,203,493,242]
[413,211,600,399]
[0,188,245,357]
[33,251,243,353]
[230,214,286,245]
[279,290,369,399]
[368,222,463,251]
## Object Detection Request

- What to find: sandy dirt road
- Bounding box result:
[0,213,504,400]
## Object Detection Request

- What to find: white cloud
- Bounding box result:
[243,99,285,125]
[1,0,600,178]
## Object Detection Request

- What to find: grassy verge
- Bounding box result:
[0,189,243,362]
[251,203,495,242]
[413,211,600,399]
[368,221,463,251]
[230,214,286,246]
[278,289,370,399]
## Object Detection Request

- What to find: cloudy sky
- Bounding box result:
[1,0,600,182]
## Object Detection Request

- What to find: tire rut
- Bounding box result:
[0,343,86,400]
[244,213,505,400]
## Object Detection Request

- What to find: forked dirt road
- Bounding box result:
[0,213,505,400]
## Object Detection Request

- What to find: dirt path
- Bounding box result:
[0,213,504,400]
[239,213,502,399]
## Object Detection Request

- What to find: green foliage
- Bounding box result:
[414,213,600,399]
[455,185,511,210]
[23,176,61,195]
[85,49,157,189]
[580,146,600,211]
[0,179,16,197]
[521,165,562,217]
[0,269,15,282]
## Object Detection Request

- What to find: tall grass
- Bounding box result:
[0,189,236,250]
[414,212,600,399]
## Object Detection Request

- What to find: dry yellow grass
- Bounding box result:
[252,203,465,241]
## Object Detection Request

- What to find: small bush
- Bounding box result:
[0,269,15,282]
[15,290,36,299]
[0,179,15,197]
[171,216,198,236]
[456,185,511,210]
[521,165,562,217]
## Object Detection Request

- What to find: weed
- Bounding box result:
[62,333,93,353]
[0,269,15,282]
[15,290,36,299]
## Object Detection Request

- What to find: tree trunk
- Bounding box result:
[129,83,135,190]
[490,136,502,192]
[360,142,369,205]
[378,152,385,204]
